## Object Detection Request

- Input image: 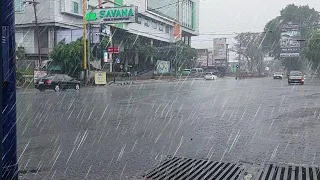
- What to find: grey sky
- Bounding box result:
[192,0,320,50]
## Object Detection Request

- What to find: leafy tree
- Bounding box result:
[262,4,320,70]
[16,46,26,60]
[233,32,265,72]
[263,4,319,57]
[50,38,86,76]
[304,30,320,70]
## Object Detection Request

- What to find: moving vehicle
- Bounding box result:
[204,72,218,80]
[181,69,191,76]
[273,72,283,79]
[288,71,304,85]
[35,74,81,92]
[191,68,204,77]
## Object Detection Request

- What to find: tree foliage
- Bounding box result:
[304,30,320,69]
[16,46,26,60]
[233,32,265,71]
[172,41,198,69]
[50,38,86,76]
[263,4,320,58]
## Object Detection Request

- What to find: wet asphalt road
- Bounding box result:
[17,77,320,179]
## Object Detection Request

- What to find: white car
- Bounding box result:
[204,72,218,80]
[273,72,283,79]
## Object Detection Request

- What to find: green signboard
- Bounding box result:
[86,6,137,24]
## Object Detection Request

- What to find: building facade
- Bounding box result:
[15,0,199,68]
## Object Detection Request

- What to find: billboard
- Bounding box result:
[155,60,170,74]
[86,6,137,24]
[213,38,227,60]
[280,23,301,58]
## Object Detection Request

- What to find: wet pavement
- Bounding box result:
[17,77,320,179]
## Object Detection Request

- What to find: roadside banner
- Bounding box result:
[280,23,300,58]
[94,71,107,85]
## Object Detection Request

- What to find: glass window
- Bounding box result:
[144,19,150,27]
[14,0,23,12]
[71,1,79,14]
[165,26,170,34]
[137,16,142,24]
[63,75,73,81]
[159,23,163,31]
[152,21,157,29]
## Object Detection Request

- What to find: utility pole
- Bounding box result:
[83,0,88,84]
[23,0,41,68]
[206,49,209,68]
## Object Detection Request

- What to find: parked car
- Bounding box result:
[35,74,81,92]
[273,72,283,79]
[288,71,304,85]
[204,72,218,80]
[181,69,191,76]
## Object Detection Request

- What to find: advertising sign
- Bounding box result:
[173,23,181,40]
[108,47,120,53]
[103,51,109,62]
[155,60,170,74]
[86,6,137,24]
[213,38,227,60]
[94,71,107,85]
[280,23,300,58]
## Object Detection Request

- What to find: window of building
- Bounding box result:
[71,1,79,14]
[144,19,150,27]
[159,23,163,31]
[151,21,157,29]
[14,0,23,12]
[137,16,142,24]
[165,26,170,34]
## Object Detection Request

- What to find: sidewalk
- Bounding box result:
[107,77,205,86]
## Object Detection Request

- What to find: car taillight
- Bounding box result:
[45,79,52,84]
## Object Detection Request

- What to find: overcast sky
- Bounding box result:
[192,0,320,51]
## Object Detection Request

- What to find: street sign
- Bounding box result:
[94,71,107,85]
[107,47,120,54]
[116,58,120,64]
[103,51,109,62]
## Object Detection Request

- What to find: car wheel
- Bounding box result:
[288,82,291,85]
[39,88,45,92]
[75,84,80,90]
[300,82,304,85]
[54,85,60,92]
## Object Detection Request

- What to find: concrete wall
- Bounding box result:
[15,28,35,54]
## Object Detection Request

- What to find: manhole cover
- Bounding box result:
[144,156,320,180]
[256,164,320,180]
[144,156,244,180]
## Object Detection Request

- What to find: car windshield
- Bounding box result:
[4,0,320,179]
[290,71,302,76]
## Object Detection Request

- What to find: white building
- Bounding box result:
[14,0,199,60]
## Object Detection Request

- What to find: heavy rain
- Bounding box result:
[2,0,320,179]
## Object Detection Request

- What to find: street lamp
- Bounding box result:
[23,0,41,69]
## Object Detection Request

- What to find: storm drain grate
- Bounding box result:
[256,164,320,180]
[144,156,244,180]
